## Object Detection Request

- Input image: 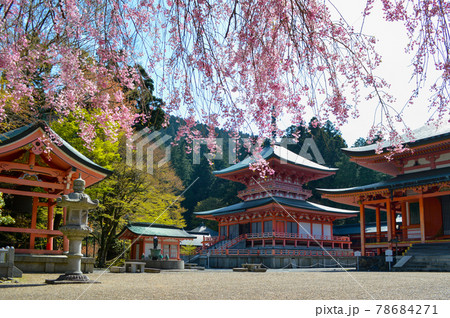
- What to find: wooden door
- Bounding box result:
[276,221,284,233]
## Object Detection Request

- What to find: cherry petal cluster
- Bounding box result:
[0,0,447,164]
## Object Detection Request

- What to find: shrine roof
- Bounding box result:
[318,166,450,196]
[213,145,337,176]
[342,124,450,157]
[0,122,112,176]
[194,196,357,217]
[119,223,196,239]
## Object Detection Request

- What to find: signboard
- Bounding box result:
[354,251,361,257]
[385,249,393,262]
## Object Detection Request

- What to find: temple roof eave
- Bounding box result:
[194,196,357,219]
[342,124,450,158]
[318,166,450,203]
[0,122,112,187]
[213,145,337,177]
[118,223,196,240]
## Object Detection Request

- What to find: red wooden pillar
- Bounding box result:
[29,197,39,249]
[62,206,69,252]
[375,206,381,243]
[391,204,397,238]
[359,203,366,256]
[401,202,407,240]
[386,200,392,243]
[46,199,54,250]
[177,241,181,260]
[419,195,426,243]
[139,238,145,258]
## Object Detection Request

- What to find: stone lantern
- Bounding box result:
[46,175,98,284]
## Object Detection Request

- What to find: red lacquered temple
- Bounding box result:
[0,123,111,255]
[319,124,450,257]
[194,145,357,267]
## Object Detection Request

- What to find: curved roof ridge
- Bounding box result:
[214,145,336,175]
[0,122,112,176]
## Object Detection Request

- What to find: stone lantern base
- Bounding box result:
[45,273,97,284]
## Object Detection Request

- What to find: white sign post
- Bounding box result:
[354,251,361,271]
[385,249,393,271]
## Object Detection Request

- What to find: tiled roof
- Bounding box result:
[319,166,450,195]
[342,124,450,157]
[213,145,337,175]
[121,222,196,239]
[0,122,112,176]
[194,196,357,217]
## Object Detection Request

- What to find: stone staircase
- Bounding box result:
[206,235,246,251]
[394,242,450,271]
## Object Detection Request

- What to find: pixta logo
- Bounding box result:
[126,129,325,174]
[126,128,172,174]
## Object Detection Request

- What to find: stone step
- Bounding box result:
[253,268,267,272]
[232,267,248,272]
[144,268,161,273]
[109,266,125,273]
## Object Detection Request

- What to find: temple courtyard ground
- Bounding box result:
[0,268,449,300]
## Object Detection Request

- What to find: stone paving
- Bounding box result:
[0,269,449,300]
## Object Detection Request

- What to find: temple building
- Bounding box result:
[319,124,450,257]
[194,145,357,268]
[118,222,195,260]
[0,122,111,257]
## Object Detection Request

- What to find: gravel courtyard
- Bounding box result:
[1,269,449,300]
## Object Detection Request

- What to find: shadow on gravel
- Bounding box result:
[0,284,47,288]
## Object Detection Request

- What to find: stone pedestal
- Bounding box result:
[46,176,99,284]
[150,248,162,260]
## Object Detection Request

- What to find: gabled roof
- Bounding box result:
[118,222,196,239]
[0,122,111,177]
[194,196,357,217]
[213,145,337,176]
[319,166,450,196]
[342,124,450,157]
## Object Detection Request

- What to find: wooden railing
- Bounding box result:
[201,236,226,248]
[201,249,354,257]
[246,232,350,242]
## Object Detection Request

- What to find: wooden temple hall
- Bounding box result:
[0,123,111,256]
[194,145,357,267]
[319,124,450,257]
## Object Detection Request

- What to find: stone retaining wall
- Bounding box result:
[197,255,356,269]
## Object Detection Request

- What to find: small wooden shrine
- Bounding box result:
[195,145,357,258]
[320,124,450,256]
[118,223,195,260]
[0,122,111,255]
